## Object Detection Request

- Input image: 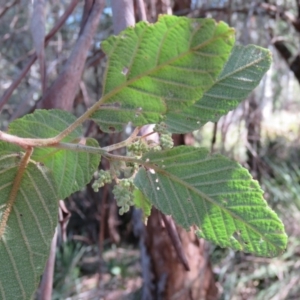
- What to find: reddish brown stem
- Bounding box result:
[0,147,33,239]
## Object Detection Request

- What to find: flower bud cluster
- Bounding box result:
[127,140,149,156]
[154,122,174,150]
[92,170,112,192]
[112,179,135,215]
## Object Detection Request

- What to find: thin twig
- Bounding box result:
[102,127,140,152]
[0,55,36,112]
[0,0,18,19]
[80,81,91,108]
[38,227,58,300]
[41,142,142,165]
[160,213,190,271]
[187,3,300,33]
[140,131,156,140]
[0,91,108,147]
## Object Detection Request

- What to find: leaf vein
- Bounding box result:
[3,240,26,299]
[20,188,48,246]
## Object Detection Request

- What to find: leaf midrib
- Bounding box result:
[217,51,268,84]
[148,164,284,250]
[101,27,234,108]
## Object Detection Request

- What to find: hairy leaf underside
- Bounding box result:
[91,15,235,132]
[9,109,101,198]
[0,109,101,298]
[134,147,287,257]
[165,45,272,133]
[0,144,57,299]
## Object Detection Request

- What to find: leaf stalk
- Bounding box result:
[0,147,33,240]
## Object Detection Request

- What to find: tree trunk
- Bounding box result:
[146,208,218,300]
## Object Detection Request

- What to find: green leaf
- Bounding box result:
[91,15,235,132]
[134,146,287,257]
[0,143,58,299]
[133,189,152,219]
[165,45,272,133]
[9,109,100,199]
